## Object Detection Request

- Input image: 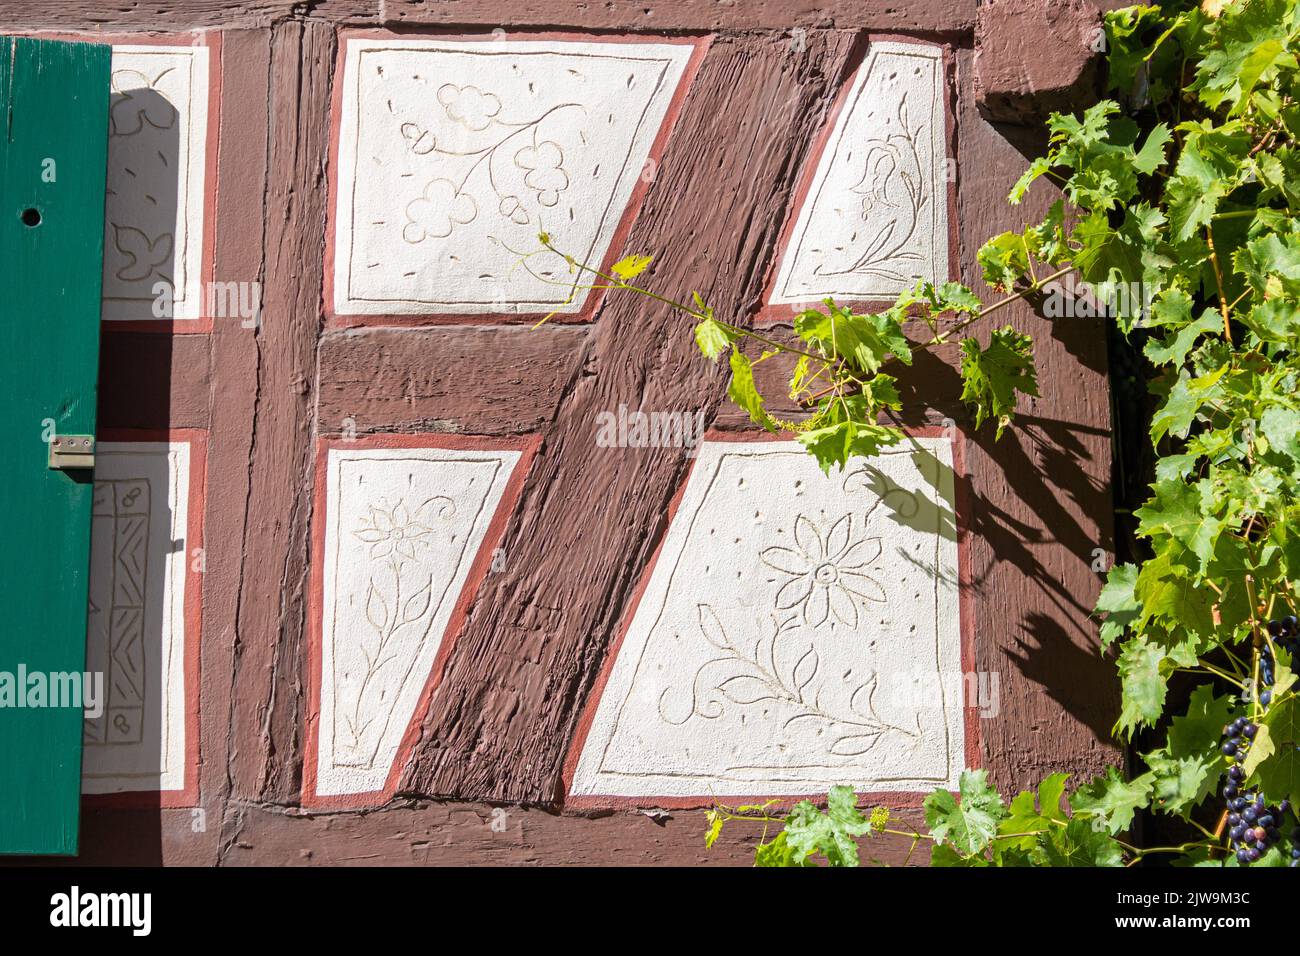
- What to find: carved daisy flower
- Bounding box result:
[353,497,453,561]
[514,141,569,207]
[760,514,886,630]
[437,84,501,131]
[403,178,477,243]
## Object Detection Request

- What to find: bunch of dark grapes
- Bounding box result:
[1222,718,1290,864]
[1258,613,1299,707]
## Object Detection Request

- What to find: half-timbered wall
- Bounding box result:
[5,0,1118,865]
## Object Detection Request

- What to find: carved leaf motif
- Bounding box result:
[829,732,884,756]
[401,575,434,626]
[364,580,389,633]
[792,646,819,694]
[697,604,731,651]
[717,674,775,705]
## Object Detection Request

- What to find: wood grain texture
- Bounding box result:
[8,11,1123,865]
[383,0,975,33]
[218,801,929,866]
[317,325,588,436]
[397,30,861,805]
[950,48,1119,794]
[0,36,110,856]
[0,0,973,33]
[200,28,271,862]
[224,18,334,803]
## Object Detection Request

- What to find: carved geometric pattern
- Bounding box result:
[570,438,963,799]
[769,42,948,304]
[314,444,523,797]
[332,36,696,317]
[103,45,210,322]
[83,442,192,794]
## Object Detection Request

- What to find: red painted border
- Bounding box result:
[323,28,711,329]
[23,31,222,334]
[753,35,960,327]
[83,427,207,810]
[302,432,542,809]
[562,424,979,812]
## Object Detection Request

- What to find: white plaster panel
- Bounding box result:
[103,45,210,322]
[332,37,694,316]
[769,42,948,304]
[316,445,521,796]
[83,442,191,794]
[571,438,963,798]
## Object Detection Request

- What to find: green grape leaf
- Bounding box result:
[704,810,724,849]
[1038,817,1124,867]
[1256,698,1300,807]
[727,351,775,432]
[1242,723,1275,778]
[924,769,1006,856]
[1143,685,1235,816]
[694,315,736,361]
[1009,156,1052,204]
[753,830,803,867]
[1070,766,1153,834]
[1096,562,1141,648]
[781,786,872,867]
[958,327,1038,438]
[1115,634,1171,737]
[997,773,1070,850]
[797,420,903,475]
[610,254,653,280]
[794,304,911,374]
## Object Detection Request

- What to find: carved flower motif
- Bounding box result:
[514,141,569,207]
[761,514,886,630]
[353,497,453,561]
[403,178,478,243]
[437,84,501,131]
[109,69,178,136]
[498,195,530,225]
[857,144,899,217]
[111,224,173,283]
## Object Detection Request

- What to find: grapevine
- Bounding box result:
[526,0,1300,866]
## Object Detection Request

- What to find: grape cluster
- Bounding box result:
[1292,827,1300,868]
[1266,614,1299,658]
[1259,613,1299,707]
[1221,718,1292,864]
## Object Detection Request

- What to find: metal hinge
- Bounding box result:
[48,434,94,470]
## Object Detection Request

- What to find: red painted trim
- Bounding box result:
[83,428,207,810]
[322,27,711,329]
[562,424,977,812]
[23,31,221,334]
[302,432,542,809]
[753,35,959,328]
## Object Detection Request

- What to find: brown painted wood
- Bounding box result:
[395,30,861,805]
[383,0,975,33]
[0,1,974,34]
[36,12,1120,864]
[950,48,1119,795]
[98,332,210,429]
[55,802,927,866]
[714,53,1121,798]
[224,18,335,803]
[199,28,273,859]
[317,325,588,437]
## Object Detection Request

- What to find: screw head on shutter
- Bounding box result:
[47,434,95,470]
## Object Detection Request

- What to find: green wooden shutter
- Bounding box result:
[0,37,111,856]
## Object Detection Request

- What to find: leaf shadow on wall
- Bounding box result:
[896,341,1118,745]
